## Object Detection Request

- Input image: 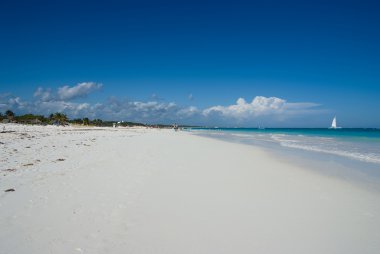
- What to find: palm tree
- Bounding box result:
[52,112,68,125]
[5,110,15,120]
[82,117,90,125]
[71,118,83,124]
[96,119,103,126]
[61,113,68,123]
[92,118,103,126]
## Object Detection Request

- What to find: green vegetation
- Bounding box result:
[1,110,197,128]
[16,114,47,124]
[82,117,90,125]
[50,112,69,125]
[5,110,15,119]
[0,110,148,127]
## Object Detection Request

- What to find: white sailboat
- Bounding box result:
[329,116,341,129]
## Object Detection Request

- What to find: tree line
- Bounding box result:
[0,110,145,127]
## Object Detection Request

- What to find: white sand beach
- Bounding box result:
[1,124,380,254]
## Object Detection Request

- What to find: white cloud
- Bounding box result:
[0,93,12,111]
[177,106,198,118]
[97,99,181,122]
[1,87,323,126]
[34,101,92,117]
[1,83,102,118]
[203,96,320,120]
[0,94,27,111]
[34,87,53,101]
[57,82,102,100]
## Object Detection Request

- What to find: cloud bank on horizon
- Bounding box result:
[0,82,323,126]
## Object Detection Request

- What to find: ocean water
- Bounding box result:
[186,128,380,165]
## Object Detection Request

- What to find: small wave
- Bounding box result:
[279,142,380,164]
[193,130,380,164]
[269,134,380,164]
[231,133,254,138]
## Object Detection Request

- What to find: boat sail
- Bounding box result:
[329,116,341,129]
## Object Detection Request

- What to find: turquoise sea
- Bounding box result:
[186,128,380,165]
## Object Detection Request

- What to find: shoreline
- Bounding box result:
[189,129,380,192]
[1,124,380,253]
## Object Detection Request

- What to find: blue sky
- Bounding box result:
[0,0,379,127]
